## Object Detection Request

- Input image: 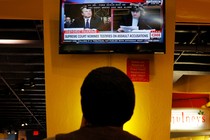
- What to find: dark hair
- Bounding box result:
[81,66,135,127]
[130,5,144,12]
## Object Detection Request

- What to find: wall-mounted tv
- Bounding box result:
[59,0,165,54]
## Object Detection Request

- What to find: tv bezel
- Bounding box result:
[59,0,166,54]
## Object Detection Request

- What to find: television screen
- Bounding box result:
[59,0,165,54]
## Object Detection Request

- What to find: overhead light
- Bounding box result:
[0,39,35,44]
[30,82,35,87]
[21,123,24,127]
[30,78,35,88]
[7,130,17,135]
[21,123,28,127]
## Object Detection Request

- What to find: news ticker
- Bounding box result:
[63,29,162,41]
[85,3,135,9]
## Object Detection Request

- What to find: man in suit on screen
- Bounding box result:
[70,5,103,30]
[117,4,152,32]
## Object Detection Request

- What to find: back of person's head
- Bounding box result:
[81,66,135,127]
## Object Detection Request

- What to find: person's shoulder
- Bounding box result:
[120,130,141,140]
[42,131,78,140]
[55,129,81,140]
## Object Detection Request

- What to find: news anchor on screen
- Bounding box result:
[70,5,104,30]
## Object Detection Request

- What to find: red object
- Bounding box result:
[172,93,209,108]
[127,59,149,82]
[33,130,39,136]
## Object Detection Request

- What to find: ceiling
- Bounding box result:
[174,24,210,82]
[0,20,45,133]
[0,19,210,134]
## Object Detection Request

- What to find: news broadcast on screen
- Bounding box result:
[59,0,165,54]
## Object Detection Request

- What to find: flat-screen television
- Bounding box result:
[59,0,165,54]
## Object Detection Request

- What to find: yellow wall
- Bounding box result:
[172,136,210,140]
[173,75,210,93]
[44,1,175,140]
[0,133,7,139]
[0,0,43,20]
[176,0,210,24]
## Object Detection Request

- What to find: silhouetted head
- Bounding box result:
[81,66,135,127]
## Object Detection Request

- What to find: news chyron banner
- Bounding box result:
[63,29,161,44]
